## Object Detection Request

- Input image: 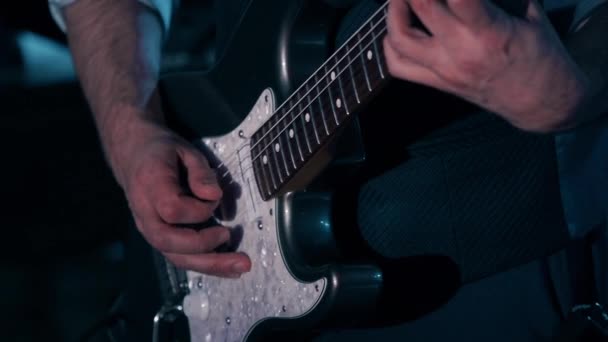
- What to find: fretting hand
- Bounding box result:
[384,0,589,132]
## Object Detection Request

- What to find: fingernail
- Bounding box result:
[232,262,249,273]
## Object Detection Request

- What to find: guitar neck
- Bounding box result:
[251,2,390,200]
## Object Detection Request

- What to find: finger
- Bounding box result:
[525,0,544,22]
[148,169,219,224]
[388,0,430,38]
[133,213,144,231]
[157,191,219,224]
[383,37,447,90]
[179,147,223,201]
[386,0,436,65]
[165,251,252,278]
[408,0,459,37]
[446,0,500,29]
[145,222,232,254]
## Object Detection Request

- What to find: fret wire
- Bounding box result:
[251,24,389,164]
[278,108,298,170]
[247,54,382,197]
[361,20,383,88]
[269,140,284,183]
[252,160,266,196]
[255,64,378,173]
[260,128,279,191]
[336,54,361,115]
[308,101,323,144]
[351,50,373,95]
[316,59,372,133]
[346,42,361,104]
[357,32,373,91]
[299,106,313,155]
[346,47,370,102]
[273,62,362,162]
[314,76,348,134]
[315,72,339,133]
[249,59,368,190]
[257,160,273,196]
[250,8,392,196]
[373,23,388,76]
[376,6,389,77]
[264,167,273,195]
[334,58,351,115]
[270,108,291,178]
[289,107,305,162]
[300,79,348,151]
[323,65,341,126]
[262,117,284,184]
[281,114,298,170]
[329,63,352,123]
[251,2,389,149]
[308,78,330,137]
[372,33,385,79]
[277,130,292,176]
[251,15,386,167]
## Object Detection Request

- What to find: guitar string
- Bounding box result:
[218,19,389,183]
[168,1,390,301]
[236,25,387,177]
[220,22,390,184]
[250,25,388,163]
[212,2,388,169]
[213,5,390,181]
[247,1,389,153]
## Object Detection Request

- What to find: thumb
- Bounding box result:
[447,0,500,29]
[179,146,223,201]
[525,0,544,22]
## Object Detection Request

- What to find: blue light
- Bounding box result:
[16,31,75,86]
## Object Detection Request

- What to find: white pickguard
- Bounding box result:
[182,89,326,342]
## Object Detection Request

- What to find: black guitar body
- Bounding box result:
[159,1,388,341]
[157,0,533,340]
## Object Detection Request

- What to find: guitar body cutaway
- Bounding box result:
[159,1,383,341]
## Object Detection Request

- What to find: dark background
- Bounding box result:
[0,1,215,341]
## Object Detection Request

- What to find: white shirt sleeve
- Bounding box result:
[48,0,177,35]
[556,0,608,238]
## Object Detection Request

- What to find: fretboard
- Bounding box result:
[251,2,389,200]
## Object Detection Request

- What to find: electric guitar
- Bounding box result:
[155,0,528,340]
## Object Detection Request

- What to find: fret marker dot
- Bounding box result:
[305,113,311,122]
[336,98,342,108]
[289,129,295,138]
[262,155,268,165]
[367,50,373,60]
[275,143,281,152]
[330,71,336,81]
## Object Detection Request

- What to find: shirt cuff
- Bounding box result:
[48,0,175,35]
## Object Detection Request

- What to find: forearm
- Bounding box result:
[62,0,165,181]
[562,2,608,128]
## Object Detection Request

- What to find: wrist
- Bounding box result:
[545,61,591,132]
[99,103,169,187]
[537,72,588,133]
[513,56,590,133]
